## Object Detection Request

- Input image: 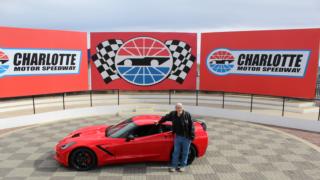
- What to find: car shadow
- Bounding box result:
[33,150,170,174]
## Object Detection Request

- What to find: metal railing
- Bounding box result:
[0,90,319,121]
[316,83,320,98]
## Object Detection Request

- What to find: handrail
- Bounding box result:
[0,90,319,121]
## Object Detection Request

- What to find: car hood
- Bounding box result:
[61,125,108,142]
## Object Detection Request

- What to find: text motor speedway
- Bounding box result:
[207,49,310,77]
[0,49,81,77]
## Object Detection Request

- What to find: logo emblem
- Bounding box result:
[207,49,235,75]
[0,50,9,77]
[92,37,196,86]
[115,37,173,86]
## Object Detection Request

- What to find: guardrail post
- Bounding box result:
[32,96,36,114]
[169,90,171,105]
[90,91,93,107]
[250,94,253,112]
[117,89,120,105]
[282,97,285,116]
[318,102,320,121]
[196,90,199,106]
[62,93,65,110]
[222,92,225,109]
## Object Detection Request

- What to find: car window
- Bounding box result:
[109,122,137,138]
[107,118,132,136]
[160,124,172,132]
[130,125,162,138]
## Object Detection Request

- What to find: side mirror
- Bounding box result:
[126,134,135,142]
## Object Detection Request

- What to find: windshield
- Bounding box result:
[106,118,136,138]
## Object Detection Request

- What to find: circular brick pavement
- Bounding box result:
[0,114,320,180]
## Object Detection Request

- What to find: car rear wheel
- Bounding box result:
[69,148,97,171]
[172,145,197,165]
[187,145,197,165]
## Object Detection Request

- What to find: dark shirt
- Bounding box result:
[159,110,195,140]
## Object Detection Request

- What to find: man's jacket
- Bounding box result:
[159,110,195,140]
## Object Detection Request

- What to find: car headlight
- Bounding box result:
[60,142,76,150]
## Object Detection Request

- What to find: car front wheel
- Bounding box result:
[69,148,97,171]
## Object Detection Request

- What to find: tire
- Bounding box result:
[69,148,97,171]
[187,145,197,165]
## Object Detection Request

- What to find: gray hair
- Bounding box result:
[175,103,183,108]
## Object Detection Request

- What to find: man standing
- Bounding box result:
[157,103,195,172]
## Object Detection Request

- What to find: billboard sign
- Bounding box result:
[90,32,197,90]
[200,29,320,99]
[0,27,88,98]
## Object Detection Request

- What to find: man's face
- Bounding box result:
[175,105,183,114]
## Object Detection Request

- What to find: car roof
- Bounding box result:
[131,115,170,126]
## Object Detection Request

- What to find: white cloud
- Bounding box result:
[0,0,319,32]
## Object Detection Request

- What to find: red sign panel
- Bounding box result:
[0,26,88,98]
[200,29,320,99]
[90,32,197,90]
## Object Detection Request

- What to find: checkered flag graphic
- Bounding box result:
[92,39,123,83]
[165,40,196,83]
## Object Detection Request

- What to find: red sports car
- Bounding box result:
[54,115,208,171]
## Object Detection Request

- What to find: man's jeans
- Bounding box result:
[171,135,191,168]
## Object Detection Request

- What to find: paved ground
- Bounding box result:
[272,126,320,147]
[0,114,320,180]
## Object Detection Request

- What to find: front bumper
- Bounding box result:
[54,145,69,167]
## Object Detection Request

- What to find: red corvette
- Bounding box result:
[54,115,208,171]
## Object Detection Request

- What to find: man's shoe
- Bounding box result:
[177,167,186,172]
[169,168,176,172]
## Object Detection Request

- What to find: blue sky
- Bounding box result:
[0,0,319,32]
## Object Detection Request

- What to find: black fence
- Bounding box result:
[1,90,319,121]
[316,83,320,98]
